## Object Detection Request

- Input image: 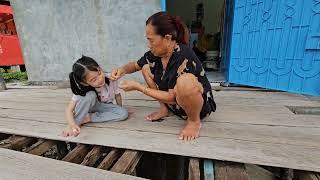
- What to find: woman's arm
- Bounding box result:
[110,62,141,80]
[141,87,176,104]
[115,94,122,106]
[119,80,176,104]
[122,61,142,74]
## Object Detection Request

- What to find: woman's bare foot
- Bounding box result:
[146,106,169,121]
[178,119,201,141]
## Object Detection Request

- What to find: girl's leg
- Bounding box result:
[90,103,128,123]
[74,91,98,125]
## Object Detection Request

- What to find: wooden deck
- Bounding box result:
[0,147,144,180]
[0,87,320,172]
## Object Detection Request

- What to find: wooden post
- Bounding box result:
[24,139,56,156]
[204,159,214,180]
[188,158,200,180]
[0,74,6,90]
[62,144,91,164]
[97,149,123,170]
[245,164,277,180]
[81,146,103,167]
[110,150,142,174]
[215,161,249,180]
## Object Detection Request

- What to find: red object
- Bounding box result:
[0,5,12,15]
[0,5,13,23]
[0,5,24,66]
[0,35,24,65]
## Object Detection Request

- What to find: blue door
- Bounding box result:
[228,0,320,96]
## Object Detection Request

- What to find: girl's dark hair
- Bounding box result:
[69,55,110,96]
[146,12,189,44]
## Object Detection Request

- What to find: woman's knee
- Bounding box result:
[141,64,153,79]
[141,64,150,73]
[175,73,203,97]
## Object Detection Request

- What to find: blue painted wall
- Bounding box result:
[227,0,320,96]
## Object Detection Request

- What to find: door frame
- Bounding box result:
[160,0,166,11]
[161,0,235,83]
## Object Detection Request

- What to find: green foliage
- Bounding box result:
[0,71,28,82]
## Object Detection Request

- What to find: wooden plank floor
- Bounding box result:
[0,148,144,180]
[0,88,320,172]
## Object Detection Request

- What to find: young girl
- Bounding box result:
[63,55,128,137]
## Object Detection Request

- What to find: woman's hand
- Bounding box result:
[110,67,126,81]
[119,80,144,92]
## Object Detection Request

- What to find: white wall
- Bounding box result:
[167,0,224,34]
[11,0,161,82]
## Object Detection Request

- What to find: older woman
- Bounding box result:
[110,12,216,141]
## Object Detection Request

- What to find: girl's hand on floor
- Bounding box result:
[62,124,81,137]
